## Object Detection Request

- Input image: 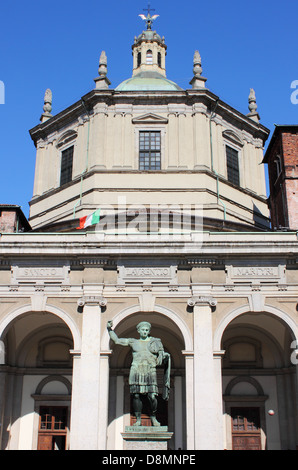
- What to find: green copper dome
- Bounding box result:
[115,72,183,91]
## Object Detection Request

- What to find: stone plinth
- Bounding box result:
[122,426,173,450]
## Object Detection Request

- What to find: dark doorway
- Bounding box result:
[231,407,261,450]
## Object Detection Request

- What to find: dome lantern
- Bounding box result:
[132,7,167,77]
[115,6,182,91]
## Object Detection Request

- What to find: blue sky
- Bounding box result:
[0,0,297,218]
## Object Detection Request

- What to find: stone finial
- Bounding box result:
[98,51,107,76]
[94,50,111,90]
[193,50,202,76]
[189,50,207,89]
[247,88,260,122]
[40,88,53,123]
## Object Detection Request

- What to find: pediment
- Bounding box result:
[222,129,244,147]
[56,129,78,148]
[132,113,168,124]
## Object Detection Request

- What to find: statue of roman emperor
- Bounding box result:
[107,320,170,427]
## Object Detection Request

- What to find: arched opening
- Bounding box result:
[137,51,141,67]
[146,49,153,64]
[220,310,297,450]
[157,51,162,68]
[107,310,186,450]
[0,310,74,450]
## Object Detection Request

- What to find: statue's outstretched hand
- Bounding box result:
[107,320,113,330]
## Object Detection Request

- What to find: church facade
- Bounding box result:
[0,13,298,450]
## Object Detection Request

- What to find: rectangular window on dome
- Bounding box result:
[60,146,74,186]
[226,145,240,186]
[139,131,161,170]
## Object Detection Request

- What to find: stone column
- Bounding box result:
[114,376,125,450]
[188,296,223,450]
[98,350,111,449]
[182,351,194,449]
[167,112,178,168]
[70,295,107,450]
[213,349,225,448]
[174,376,183,450]
[0,368,7,447]
[295,364,298,449]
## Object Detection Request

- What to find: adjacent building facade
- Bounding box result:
[0,205,31,233]
[264,124,298,231]
[0,14,298,450]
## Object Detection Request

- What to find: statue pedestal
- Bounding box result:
[122,426,173,450]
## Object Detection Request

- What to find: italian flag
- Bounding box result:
[76,209,101,229]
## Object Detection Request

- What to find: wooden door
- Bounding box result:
[37,406,68,450]
[231,407,261,450]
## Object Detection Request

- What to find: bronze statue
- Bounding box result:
[107,320,170,426]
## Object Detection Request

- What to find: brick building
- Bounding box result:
[0,205,31,233]
[264,125,298,230]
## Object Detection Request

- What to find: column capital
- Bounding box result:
[187,296,217,308]
[77,295,107,308]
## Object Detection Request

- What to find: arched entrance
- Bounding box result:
[218,308,298,450]
[106,308,188,450]
[0,307,76,450]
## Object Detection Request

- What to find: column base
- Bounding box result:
[122,426,173,450]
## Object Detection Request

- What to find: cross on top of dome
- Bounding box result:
[138,2,159,30]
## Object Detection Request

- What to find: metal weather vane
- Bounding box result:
[139,2,159,30]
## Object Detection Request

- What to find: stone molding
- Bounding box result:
[117,264,177,285]
[11,265,70,284]
[71,258,115,267]
[225,263,286,284]
[180,258,225,267]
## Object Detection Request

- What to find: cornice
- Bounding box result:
[0,232,297,258]
[29,86,270,145]
[29,99,85,145]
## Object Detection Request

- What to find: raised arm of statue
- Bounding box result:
[107,320,130,346]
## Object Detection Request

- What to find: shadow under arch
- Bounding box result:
[214,303,298,352]
[224,376,266,397]
[0,305,77,450]
[0,303,81,357]
[16,324,73,368]
[102,303,192,352]
[34,375,72,395]
[217,303,298,450]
